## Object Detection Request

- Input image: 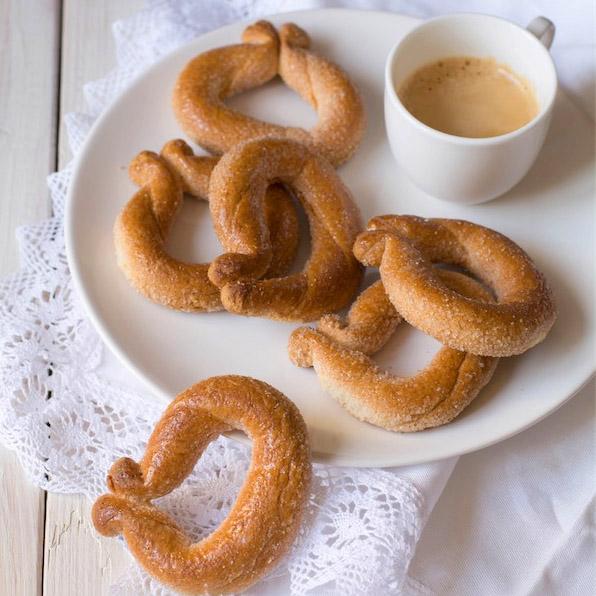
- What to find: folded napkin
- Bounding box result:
[0,2,592,595]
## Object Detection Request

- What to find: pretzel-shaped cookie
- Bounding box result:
[173,21,365,167]
[114,139,299,312]
[289,271,498,432]
[92,375,311,595]
[354,215,557,357]
[207,137,363,322]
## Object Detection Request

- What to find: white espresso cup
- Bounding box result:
[384,14,557,204]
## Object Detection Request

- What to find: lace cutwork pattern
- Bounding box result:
[0,2,426,594]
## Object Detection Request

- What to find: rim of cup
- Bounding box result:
[385,13,558,146]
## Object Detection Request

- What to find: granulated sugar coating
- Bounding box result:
[354,215,557,357]
[113,139,299,312]
[318,280,403,355]
[173,20,365,167]
[92,376,311,595]
[207,137,363,322]
[289,270,498,432]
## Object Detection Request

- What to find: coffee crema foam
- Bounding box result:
[398,56,539,138]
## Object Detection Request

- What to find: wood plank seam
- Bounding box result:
[0,0,63,594]
[41,0,63,593]
[42,3,145,594]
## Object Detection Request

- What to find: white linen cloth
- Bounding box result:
[0,1,593,595]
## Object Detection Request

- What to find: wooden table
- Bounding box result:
[1,2,593,594]
[0,3,142,593]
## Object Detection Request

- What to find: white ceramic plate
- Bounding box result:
[65,9,595,467]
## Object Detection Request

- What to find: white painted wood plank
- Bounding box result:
[0,1,61,594]
[43,495,132,595]
[43,2,144,595]
[0,0,60,267]
[57,0,145,166]
[0,450,45,596]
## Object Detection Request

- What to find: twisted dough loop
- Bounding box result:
[317,280,401,355]
[114,139,299,312]
[354,215,557,357]
[289,271,498,432]
[277,23,365,166]
[173,20,365,167]
[208,137,363,322]
[92,376,311,595]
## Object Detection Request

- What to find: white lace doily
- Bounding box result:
[0,1,431,594]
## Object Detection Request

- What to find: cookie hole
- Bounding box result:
[153,440,251,543]
[227,78,317,129]
[374,322,443,377]
[165,195,220,262]
[434,263,496,300]
[285,190,312,275]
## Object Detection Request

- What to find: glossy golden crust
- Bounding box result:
[92,375,311,595]
[289,271,498,432]
[172,21,365,167]
[354,215,557,357]
[113,139,299,312]
[207,137,363,321]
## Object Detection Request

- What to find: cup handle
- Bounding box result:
[526,16,555,50]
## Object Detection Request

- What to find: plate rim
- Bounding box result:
[64,7,595,467]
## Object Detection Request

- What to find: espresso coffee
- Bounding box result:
[398,56,539,138]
